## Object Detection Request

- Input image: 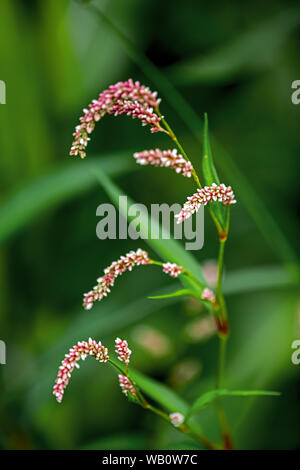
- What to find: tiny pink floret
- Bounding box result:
[201,287,216,303]
[169,412,185,427]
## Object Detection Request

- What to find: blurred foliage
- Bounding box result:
[0,0,299,450]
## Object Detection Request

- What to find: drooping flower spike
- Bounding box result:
[175,183,236,224]
[70,79,166,158]
[134,149,194,178]
[53,338,109,403]
[83,249,184,310]
[83,249,151,310]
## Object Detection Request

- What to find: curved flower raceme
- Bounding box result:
[118,375,137,397]
[83,249,151,310]
[53,338,109,403]
[175,183,236,224]
[70,79,165,158]
[133,148,193,178]
[83,250,185,310]
[115,337,132,365]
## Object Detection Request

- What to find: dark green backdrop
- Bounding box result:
[0,0,299,450]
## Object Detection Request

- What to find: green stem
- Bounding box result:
[216,239,226,300]
[215,208,230,335]
[215,316,233,448]
[216,336,226,389]
[213,207,233,449]
[214,398,233,450]
[157,110,202,189]
[160,116,191,162]
[215,235,229,379]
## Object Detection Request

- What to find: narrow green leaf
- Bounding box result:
[187,388,281,419]
[202,114,225,229]
[223,265,299,295]
[203,113,220,186]
[0,153,135,246]
[131,369,189,415]
[148,289,198,300]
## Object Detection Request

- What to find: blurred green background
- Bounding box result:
[0,0,299,450]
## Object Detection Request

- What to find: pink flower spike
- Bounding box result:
[133,149,193,178]
[162,262,184,278]
[115,337,132,365]
[118,375,137,397]
[175,183,236,224]
[70,79,163,158]
[83,249,151,310]
[53,338,109,403]
[169,412,185,427]
[201,287,216,303]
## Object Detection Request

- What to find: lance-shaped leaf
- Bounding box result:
[186,388,281,420]
[202,114,226,231]
[0,152,135,246]
[203,113,220,186]
[148,288,200,300]
[148,288,215,313]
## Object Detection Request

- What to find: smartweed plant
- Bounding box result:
[53,79,280,450]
